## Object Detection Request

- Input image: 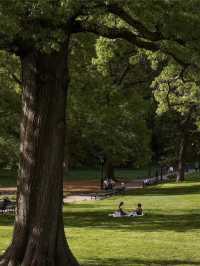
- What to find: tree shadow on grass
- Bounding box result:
[63,210,200,232]
[64,203,99,209]
[1,181,200,231]
[0,215,14,226]
[82,257,200,266]
[1,208,200,233]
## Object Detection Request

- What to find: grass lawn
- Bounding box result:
[65,168,157,181]
[0,169,17,187]
[0,173,200,265]
[0,168,155,187]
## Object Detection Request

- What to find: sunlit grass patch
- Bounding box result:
[1,174,200,265]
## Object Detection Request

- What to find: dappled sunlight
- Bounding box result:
[62,180,200,234]
[1,178,200,263]
[125,182,200,197]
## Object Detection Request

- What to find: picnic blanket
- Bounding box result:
[109,211,144,218]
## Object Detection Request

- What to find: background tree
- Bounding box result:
[68,35,156,176]
[153,59,200,181]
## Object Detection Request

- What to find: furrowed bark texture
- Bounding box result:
[0,40,79,266]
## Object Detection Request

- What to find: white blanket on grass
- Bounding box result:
[109,211,144,218]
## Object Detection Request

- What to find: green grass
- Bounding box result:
[65,168,151,181]
[0,168,154,187]
[0,169,17,187]
[1,173,200,265]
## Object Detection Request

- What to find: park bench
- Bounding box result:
[90,191,113,200]
[90,187,125,200]
[143,171,178,187]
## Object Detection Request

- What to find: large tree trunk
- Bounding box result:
[0,42,79,265]
[176,135,186,182]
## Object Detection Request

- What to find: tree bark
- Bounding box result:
[176,135,186,182]
[104,159,115,179]
[0,40,79,266]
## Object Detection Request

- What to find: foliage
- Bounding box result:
[1,0,200,168]
[68,34,155,167]
[151,55,200,164]
[0,51,20,169]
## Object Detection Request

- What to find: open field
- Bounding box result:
[1,173,200,265]
[0,168,154,188]
[65,168,153,181]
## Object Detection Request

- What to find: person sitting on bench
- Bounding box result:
[104,177,115,190]
[103,178,109,190]
[0,197,12,213]
[3,197,11,206]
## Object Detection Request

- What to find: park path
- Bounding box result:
[0,179,144,193]
[0,187,17,195]
[0,171,181,202]
[63,171,180,202]
[0,178,144,195]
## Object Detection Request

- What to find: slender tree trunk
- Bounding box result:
[160,166,163,181]
[104,159,115,179]
[176,135,186,182]
[148,165,152,178]
[0,40,79,266]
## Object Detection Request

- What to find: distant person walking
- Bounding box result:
[195,162,199,172]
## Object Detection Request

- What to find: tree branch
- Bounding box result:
[11,73,22,86]
[72,21,160,51]
[116,64,130,85]
[164,49,190,68]
[106,3,163,41]
[72,20,194,68]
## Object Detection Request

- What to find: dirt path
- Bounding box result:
[0,173,178,202]
[64,195,95,203]
[0,179,144,195]
[0,187,17,195]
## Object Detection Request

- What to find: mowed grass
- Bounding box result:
[0,168,155,187]
[65,168,153,181]
[0,169,17,187]
[0,173,200,265]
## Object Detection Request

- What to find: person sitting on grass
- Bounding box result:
[109,202,143,217]
[135,203,143,216]
[127,203,143,217]
[118,201,127,216]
